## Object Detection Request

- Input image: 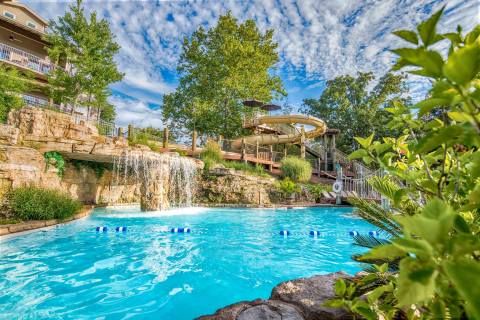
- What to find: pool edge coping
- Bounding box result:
[0,205,94,239]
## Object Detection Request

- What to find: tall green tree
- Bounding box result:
[301,72,409,153]
[45,0,123,119]
[163,12,286,139]
[0,65,31,123]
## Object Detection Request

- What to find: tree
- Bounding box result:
[163,12,286,139]
[0,65,31,122]
[301,72,409,154]
[326,10,480,319]
[45,0,123,119]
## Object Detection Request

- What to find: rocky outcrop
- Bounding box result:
[197,169,278,206]
[197,272,351,320]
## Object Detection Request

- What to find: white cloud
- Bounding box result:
[24,0,477,122]
[109,95,164,129]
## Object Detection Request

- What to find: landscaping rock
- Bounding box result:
[0,124,19,145]
[197,272,352,320]
[196,299,304,320]
[271,271,351,320]
[237,300,304,320]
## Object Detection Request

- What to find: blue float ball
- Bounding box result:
[349,230,358,237]
[369,231,379,237]
[279,230,290,236]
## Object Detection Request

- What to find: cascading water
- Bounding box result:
[113,151,198,211]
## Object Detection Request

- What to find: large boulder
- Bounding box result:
[197,299,304,320]
[271,272,351,320]
[197,272,352,320]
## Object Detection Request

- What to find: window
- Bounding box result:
[26,21,36,29]
[3,11,16,20]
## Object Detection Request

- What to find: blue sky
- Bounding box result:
[25,0,478,128]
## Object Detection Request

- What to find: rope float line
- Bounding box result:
[94,227,380,238]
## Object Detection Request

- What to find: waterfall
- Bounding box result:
[113,151,198,210]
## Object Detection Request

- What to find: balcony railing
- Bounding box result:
[0,42,53,75]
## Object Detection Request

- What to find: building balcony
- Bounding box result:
[0,42,53,75]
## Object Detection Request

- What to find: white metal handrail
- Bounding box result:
[0,42,53,75]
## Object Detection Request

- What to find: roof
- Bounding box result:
[2,1,48,26]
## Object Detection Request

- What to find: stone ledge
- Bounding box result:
[0,205,94,237]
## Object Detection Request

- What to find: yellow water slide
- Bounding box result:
[232,114,327,148]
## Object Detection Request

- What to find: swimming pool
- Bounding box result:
[0,206,373,319]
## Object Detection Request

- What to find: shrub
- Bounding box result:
[305,183,332,197]
[9,186,82,220]
[280,156,312,182]
[202,157,216,172]
[222,161,269,177]
[277,178,300,196]
[200,140,223,162]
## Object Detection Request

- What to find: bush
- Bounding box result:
[280,156,312,182]
[202,157,216,172]
[222,161,269,177]
[9,186,82,220]
[277,178,300,196]
[305,183,332,197]
[200,140,223,162]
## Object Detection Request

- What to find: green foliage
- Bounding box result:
[9,186,81,220]
[0,65,32,123]
[222,161,269,177]
[128,129,161,151]
[304,183,332,198]
[45,0,123,115]
[200,140,223,162]
[301,72,409,153]
[276,178,300,196]
[44,151,65,177]
[162,12,286,139]
[336,10,480,320]
[71,159,109,178]
[280,156,312,183]
[325,264,398,319]
[0,218,21,225]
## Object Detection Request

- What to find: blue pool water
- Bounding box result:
[0,206,373,319]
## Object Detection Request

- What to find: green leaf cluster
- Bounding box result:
[334,8,480,320]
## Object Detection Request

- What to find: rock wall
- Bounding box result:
[197,168,279,206]
[0,143,141,207]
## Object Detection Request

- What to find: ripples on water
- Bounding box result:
[0,206,373,319]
